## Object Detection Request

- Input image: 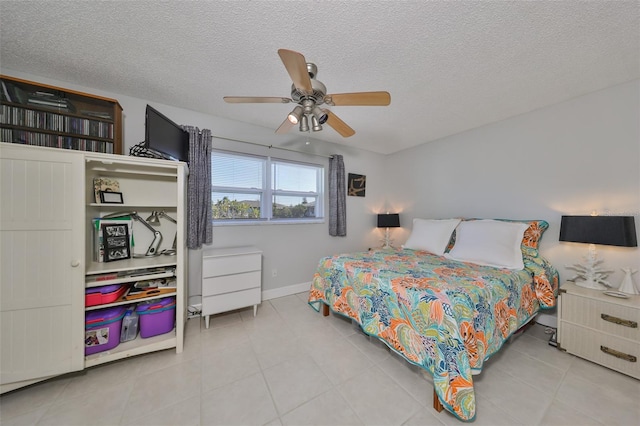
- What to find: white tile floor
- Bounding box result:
[2,292,639,425]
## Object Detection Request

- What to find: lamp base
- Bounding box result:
[380,227,394,249]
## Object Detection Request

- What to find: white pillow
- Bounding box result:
[403,218,461,255]
[445,219,528,269]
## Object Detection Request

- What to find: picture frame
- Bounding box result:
[93,177,120,203]
[99,190,124,204]
[102,223,131,262]
[348,173,366,197]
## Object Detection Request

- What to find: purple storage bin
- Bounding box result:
[85,306,127,355]
[136,297,176,338]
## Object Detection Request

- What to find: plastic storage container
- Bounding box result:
[120,307,139,342]
[85,284,127,307]
[136,297,176,338]
[85,306,127,355]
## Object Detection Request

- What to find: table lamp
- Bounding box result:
[559,215,637,290]
[377,213,400,249]
[147,211,178,256]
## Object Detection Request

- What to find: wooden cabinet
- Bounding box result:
[0,143,187,393]
[201,246,262,328]
[1,75,123,154]
[558,282,640,379]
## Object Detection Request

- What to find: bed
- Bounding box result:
[308,219,559,421]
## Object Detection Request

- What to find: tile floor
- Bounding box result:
[1,292,639,425]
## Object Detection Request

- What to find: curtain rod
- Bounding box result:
[210,134,334,159]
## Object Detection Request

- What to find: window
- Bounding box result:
[212,150,324,223]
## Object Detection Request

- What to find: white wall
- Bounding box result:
[386,80,640,296]
[1,69,387,304]
[4,69,638,311]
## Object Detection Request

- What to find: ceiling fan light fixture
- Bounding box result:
[311,115,323,132]
[312,106,328,124]
[299,114,309,132]
[287,105,303,124]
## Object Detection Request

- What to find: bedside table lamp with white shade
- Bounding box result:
[559,215,637,291]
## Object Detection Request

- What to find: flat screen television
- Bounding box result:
[144,105,189,162]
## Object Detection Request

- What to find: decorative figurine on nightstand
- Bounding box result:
[565,252,613,290]
[617,268,639,295]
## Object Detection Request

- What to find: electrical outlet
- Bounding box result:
[272,268,277,277]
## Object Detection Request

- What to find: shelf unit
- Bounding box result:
[0,75,123,154]
[83,153,187,368]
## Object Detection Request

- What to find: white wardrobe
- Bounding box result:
[0,143,187,393]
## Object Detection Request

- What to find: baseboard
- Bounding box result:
[262,282,311,301]
[186,282,312,307]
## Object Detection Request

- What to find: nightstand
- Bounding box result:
[558,282,639,379]
[201,246,262,329]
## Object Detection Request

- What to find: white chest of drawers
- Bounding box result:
[558,282,639,379]
[201,246,262,328]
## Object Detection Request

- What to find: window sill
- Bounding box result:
[213,218,325,227]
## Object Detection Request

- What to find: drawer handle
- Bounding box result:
[600,346,637,363]
[601,313,637,328]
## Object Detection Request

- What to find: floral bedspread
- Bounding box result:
[308,248,558,421]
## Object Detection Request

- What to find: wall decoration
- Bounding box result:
[348,173,366,197]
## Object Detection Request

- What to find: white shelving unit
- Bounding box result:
[83,153,187,368]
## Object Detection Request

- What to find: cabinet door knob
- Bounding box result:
[70,260,80,267]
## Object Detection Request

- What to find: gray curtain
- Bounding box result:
[329,154,346,236]
[182,126,212,249]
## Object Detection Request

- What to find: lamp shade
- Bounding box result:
[559,215,637,247]
[377,213,400,228]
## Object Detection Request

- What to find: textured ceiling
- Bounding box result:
[1,1,638,155]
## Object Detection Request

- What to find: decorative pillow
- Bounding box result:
[445,219,529,269]
[403,218,462,255]
[516,220,549,256]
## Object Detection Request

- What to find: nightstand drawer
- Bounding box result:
[202,287,261,315]
[561,322,639,379]
[203,271,261,296]
[561,293,639,341]
[202,253,261,278]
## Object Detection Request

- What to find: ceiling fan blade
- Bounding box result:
[324,110,355,137]
[278,49,312,94]
[224,96,292,104]
[275,117,295,134]
[324,91,391,106]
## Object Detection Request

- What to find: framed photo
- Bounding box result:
[348,173,366,197]
[93,178,120,203]
[99,190,124,204]
[102,223,131,262]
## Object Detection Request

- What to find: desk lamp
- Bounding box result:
[146,211,177,256]
[559,215,637,290]
[377,213,400,249]
[102,211,162,257]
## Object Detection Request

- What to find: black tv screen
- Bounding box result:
[145,105,189,162]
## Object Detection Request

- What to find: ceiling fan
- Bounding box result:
[223,49,391,138]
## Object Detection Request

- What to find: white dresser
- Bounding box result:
[558,282,639,379]
[201,246,262,328]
